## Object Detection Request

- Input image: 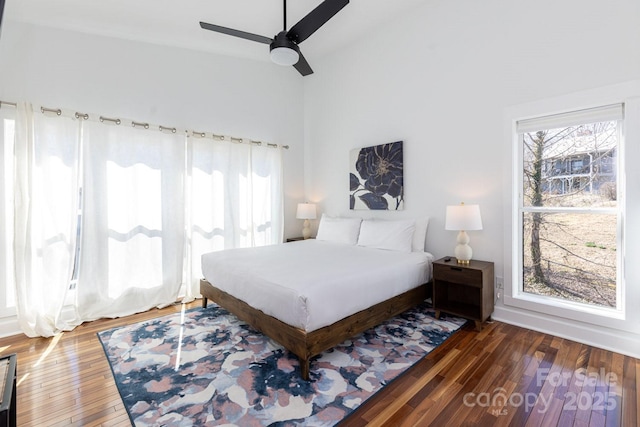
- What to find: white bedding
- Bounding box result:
[201,239,433,332]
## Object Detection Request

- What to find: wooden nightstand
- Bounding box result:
[285,237,314,242]
[432,257,494,331]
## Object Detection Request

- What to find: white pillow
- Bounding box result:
[315,214,362,245]
[357,219,415,252]
[412,217,430,252]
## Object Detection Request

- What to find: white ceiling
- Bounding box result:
[7,0,429,65]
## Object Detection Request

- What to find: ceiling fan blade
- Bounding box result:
[200,21,273,44]
[287,0,349,44]
[293,50,313,76]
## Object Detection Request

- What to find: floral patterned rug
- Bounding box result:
[97,302,466,426]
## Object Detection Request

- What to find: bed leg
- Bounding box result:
[202,297,208,309]
[300,358,310,381]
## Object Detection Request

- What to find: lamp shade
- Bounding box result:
[296,203,317,220]
[445,204,483,231]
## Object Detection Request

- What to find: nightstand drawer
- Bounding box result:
[434,265,482,287]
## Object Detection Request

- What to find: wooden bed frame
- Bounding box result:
[200,279,431,380]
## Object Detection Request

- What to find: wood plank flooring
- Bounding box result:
[0,301,637,426]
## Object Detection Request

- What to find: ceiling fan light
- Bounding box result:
[270,46,299,66]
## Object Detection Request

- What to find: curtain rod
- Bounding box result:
[0,99,289,150]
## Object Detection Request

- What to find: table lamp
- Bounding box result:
[296,203,317,239]
[445,202,483,264]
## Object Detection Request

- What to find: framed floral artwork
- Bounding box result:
[349,141,404,210]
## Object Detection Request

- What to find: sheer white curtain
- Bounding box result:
[184,137,283,300]
[13,103,82,336]
[10,102,284,336]
[76,120,186,320]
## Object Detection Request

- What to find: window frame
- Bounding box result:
[503,85,640,334]
[0,111,16,318]
[517,115,622,314]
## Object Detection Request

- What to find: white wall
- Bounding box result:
[0,21,306,239]
[304,0,640,356]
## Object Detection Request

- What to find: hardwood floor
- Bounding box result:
[0,302,637,426]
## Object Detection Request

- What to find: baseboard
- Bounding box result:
[0,315,21,339]
[493,305,640,359]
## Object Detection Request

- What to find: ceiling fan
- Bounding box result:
[200,0,349,76]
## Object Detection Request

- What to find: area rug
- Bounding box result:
[97,302,466,426]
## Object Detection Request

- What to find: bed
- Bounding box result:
[200,216,432,380]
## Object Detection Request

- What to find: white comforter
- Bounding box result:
[201,239,433,332]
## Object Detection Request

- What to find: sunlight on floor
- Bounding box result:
[174,304,186,371]
[34,333,63,368]
[16,371,29,387]
[17,332,64,386]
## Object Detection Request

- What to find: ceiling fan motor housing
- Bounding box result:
[269,32,300,66]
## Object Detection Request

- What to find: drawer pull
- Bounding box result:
[450,267,463,271]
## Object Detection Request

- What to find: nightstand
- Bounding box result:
[432,257,494,331]
[285,237,314,242]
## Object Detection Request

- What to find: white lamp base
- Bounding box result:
[454,230,473,264]
[302,219,311,239]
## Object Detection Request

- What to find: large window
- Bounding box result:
[0,110,16,317]
[0,103,284,336]
[516,104,623,315]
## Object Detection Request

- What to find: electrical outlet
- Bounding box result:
[495,276,504,304]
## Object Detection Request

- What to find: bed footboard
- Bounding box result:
[200,279,429,380]
[200,280,311,375]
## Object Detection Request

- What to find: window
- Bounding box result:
[515,104,623,316]
[0,102,284,334]
[0,112,16,317]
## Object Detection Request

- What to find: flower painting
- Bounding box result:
[350,141,404,210]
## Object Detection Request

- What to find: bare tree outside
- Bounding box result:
[521,121,618,307]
